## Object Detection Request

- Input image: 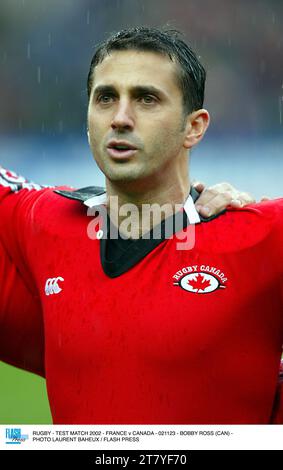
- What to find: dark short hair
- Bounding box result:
[87,26,206,114]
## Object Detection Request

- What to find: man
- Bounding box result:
[0,26,282,424]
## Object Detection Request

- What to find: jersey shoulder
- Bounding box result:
[223,197,283,229]
[0,166,102,205]
[0,166,77,236]
[229,198,283,253]
[253,198,283,258]
[0,166,76,207]
[194,198,283,254]
[227,196,283,215]
[229,198,283,233]
[0,167,106,244]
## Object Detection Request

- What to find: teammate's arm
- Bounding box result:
[0,168,47,376]
[0,239,45,376]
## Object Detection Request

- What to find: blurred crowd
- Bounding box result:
[0,0,282,135]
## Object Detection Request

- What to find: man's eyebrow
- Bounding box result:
[92,84,167,98]
[93,85,116,97]
[131,85,167,98]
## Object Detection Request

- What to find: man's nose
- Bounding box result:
[111,101,134,130]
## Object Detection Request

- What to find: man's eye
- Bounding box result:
[97,94,114,103]
[140,95,156,104]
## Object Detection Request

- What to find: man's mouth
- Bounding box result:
[107,140,138,159]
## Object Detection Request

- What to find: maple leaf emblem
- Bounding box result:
[187,274,211,292]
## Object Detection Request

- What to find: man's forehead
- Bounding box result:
[92,50,179,91]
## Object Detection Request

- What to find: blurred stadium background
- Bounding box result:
[0,0,282,423]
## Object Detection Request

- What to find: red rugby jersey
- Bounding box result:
[0,167,282,424]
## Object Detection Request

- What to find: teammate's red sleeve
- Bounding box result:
[0,167,73,377]
[269,198,283,423]
[0,167,50,294]
[0,167,49,376]
[260,198,283,306]
[0,239,45,376]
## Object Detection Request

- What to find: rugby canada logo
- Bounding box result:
[173,265,227,294]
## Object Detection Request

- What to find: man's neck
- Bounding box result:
[105,178,190,239]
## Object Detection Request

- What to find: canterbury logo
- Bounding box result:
[45,277,64,296]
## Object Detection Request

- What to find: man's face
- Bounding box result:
[87,50,189,186]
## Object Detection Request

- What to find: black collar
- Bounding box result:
[54,186,225,224]
[54,186,106,203]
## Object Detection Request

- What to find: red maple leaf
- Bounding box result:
[187,274,211,292]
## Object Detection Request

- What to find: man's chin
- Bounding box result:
[104,166,146,183]
[107,173,143,184]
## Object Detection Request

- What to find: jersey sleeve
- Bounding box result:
[270,199,283,423]
[0,239,45,376]
[273,199,283,318]
[0,167,51,376]
[260,198,283,312]
[0,167,52,294]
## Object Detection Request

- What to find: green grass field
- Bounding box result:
[0,361,52,424]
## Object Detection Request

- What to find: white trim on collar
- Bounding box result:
[183,194,201,224]
[84,193,107,207]
[84,192,201,224]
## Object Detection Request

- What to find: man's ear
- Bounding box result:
[183,109,210,149]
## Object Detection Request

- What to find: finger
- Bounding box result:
[195,187,225,209]
[236,191,256,205]
[229,199,243,208]
[228,193,256,208]
[196,192,232,217]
